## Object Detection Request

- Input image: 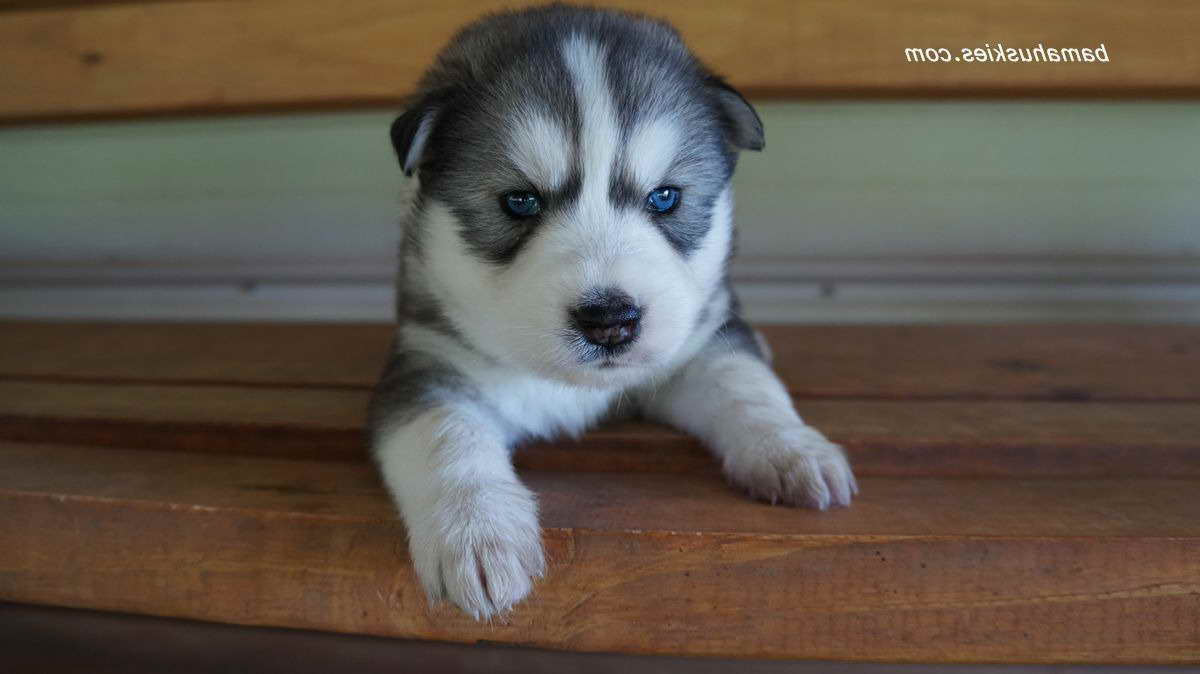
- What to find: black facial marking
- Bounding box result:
[607,168,640,210]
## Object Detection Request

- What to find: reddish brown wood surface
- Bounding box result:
[2,0,1198,123]
[2,379,1199,477]
[2,442,1198,663]
[1,321,1198,663]
[2,322,1198,400]
[6,442,1200,537]
[4,603,997,674]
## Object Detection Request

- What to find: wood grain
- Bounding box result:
[2,322,1198,401]
[2,442,1198,663]
[0,0,181,10]
[2,379,1199,477]
[3,321,1199,662]
[0,321,391,389]
[2,0,1198,122]
[8,603,1050,674]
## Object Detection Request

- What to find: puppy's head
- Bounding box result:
[393,6,762,388]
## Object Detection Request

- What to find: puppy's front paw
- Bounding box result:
[408,480,545,620]
[722,426,857,510]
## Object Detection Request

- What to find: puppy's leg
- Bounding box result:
[641,320,857,509]
[373,403,544,619]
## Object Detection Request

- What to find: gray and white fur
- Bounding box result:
[368,4,856,620]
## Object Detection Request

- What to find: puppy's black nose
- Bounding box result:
[571,290,642,349]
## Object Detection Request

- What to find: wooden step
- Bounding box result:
[0,321,1198,663]
[2,1,1198,123]
[3,322,1198,400]
[3,441,1199,663]
[9,602,1073,674]
[1,379,1199,477]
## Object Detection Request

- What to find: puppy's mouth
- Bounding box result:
[547,337,664,389]
[580,340,635,362]
[577,338,656,369]
[593,347,659,371]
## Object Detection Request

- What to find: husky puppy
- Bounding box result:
[369,4,856,619]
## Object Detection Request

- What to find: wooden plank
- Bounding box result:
[7,442,1200,536]
[0,1,176,9]
[0,321,390,389]
[2,1,1199,123]
[1,322,1198,401]
[766,324,1200,402]
[6,604,1078,674]
[2,379,1199,477]
[2,442,1198,663]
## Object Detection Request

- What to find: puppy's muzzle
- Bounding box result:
[570,288,642,350]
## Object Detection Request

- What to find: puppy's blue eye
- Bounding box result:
[502,191,541,218]
[646,186,680,214]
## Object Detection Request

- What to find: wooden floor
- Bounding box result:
[1,322,1198,664]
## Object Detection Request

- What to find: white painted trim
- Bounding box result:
[2,255,1199,285]
[3,279,1198,323]
[730,256,1200,284]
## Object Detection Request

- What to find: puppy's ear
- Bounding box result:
[708,77,764,152]
[390,94,444,176]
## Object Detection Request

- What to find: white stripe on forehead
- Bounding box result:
[561,35,619,209]
[626,115,682,190]
[506,107,571,190]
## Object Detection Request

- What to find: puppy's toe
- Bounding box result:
[411,481,545,620]
[724,428,857,510]
[443,534,544,619]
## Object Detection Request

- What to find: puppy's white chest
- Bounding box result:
[473,368,617,442]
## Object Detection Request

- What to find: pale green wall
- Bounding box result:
[3,102,1199,262]
[1,103,1198,321]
